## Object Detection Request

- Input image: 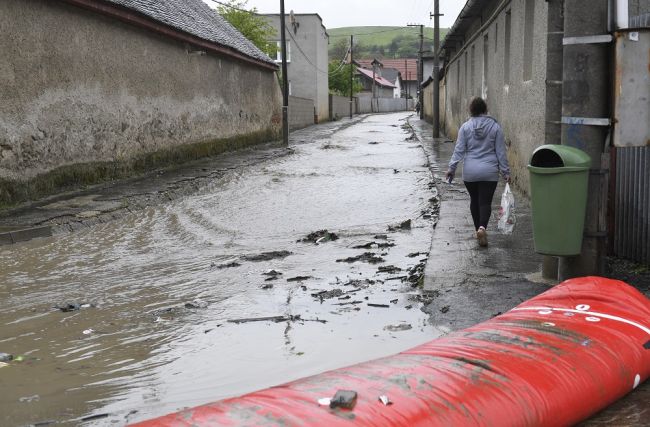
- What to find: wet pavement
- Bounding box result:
[410,117,650,427]
[1,112,648,426]
[0,113,443,425]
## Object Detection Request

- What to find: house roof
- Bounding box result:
[381,68,401,84]
[355,58,419,82]
[63,0,276,69]
[356,67,396,88]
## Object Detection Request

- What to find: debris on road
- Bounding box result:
[406,252,428,258]
[406,262,426,287]
[384,323,412,332]
[343,278,376,287]
[378,395,393,406]
[287,275,313,282]
[228,315,327,324]
[0,353,13,362]
[311,289,343,300]
[185,299,209,309]
[55,302,81,312]
[440,306,450,314]
[329,390,358,409]
[215,262,241,269]
[374,234,388,240]
[377,265,401,274]
[336,252,385,264]
[368,303,390,308]
[387,219,411,231]
[299,230,339,243]
[333,301,363,306]
[82,329,94,335]
[262,270,283,277]
[261,284,274,290]
[352,241,396,250]
[242,251,292,262]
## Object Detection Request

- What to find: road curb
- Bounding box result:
[0,226,53,245]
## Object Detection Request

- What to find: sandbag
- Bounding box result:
[133,277,650,426]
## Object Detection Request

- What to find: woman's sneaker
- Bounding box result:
[477,226,488,247]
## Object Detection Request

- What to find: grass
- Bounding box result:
[328,26,448,52]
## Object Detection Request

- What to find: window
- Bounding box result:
[275,41,291,63]
[523,0,535,81]
[482,34,489,99]
[504,10,511,85]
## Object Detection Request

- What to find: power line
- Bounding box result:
[285,28,330,75]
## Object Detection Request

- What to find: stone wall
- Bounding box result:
[0,0,282,205]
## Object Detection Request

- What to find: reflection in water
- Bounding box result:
[0,113,441,425]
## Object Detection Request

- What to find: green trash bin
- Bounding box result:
[528,145,591,256]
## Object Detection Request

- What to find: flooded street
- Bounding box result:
[0,112,443,425]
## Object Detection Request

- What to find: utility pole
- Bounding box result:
[408,24,424,119]
[349,35,354,119]
[430,1,443,137]
[402,59,409,110]
[559,0,610,279]
[404,59,408,110]
[280,0,289,146]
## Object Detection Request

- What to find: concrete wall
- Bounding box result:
[288,96,315,130]
[329,95,357,120]
[630,0,650,16]
[435,0,549,194]
[266,14,329,123]
[357,97,414,114]
[0,0,282,205]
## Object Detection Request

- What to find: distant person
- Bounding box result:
[415,101,421,115]
[445,97,510,247]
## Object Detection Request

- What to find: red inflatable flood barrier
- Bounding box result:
[133,277,650,426]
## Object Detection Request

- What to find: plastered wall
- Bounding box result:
[0,0,282,203]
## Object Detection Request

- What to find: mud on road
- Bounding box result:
[0,112,445,425]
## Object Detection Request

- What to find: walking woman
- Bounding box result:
[445,97,510,247]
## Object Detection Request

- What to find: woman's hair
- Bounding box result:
[469,97,488,117]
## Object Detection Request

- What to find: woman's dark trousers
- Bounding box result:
[464,181,498,231]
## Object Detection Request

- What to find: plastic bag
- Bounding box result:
[497,183,515,234]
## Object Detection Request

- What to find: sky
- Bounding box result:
[205,0,465,29]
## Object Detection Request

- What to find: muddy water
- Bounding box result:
[0,113,442,425]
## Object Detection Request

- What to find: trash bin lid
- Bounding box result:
[529,144,591,169]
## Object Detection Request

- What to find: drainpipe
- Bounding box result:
[542,0,565,280]
[558,0,611,279]
[616,0,629,29]
[280,0,289,146]
[432,0,441,137]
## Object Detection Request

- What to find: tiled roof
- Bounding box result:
[356,67,396,88]
[356,58,419,81]
[104,0,275,65]
[381,68,400,84]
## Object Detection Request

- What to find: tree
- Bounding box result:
[328,62,362,96]
[329,38,349,62]
[216,0,277,58]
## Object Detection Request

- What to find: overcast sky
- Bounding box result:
[206,0,465,29]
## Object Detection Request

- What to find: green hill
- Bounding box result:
[328,26,448,61]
